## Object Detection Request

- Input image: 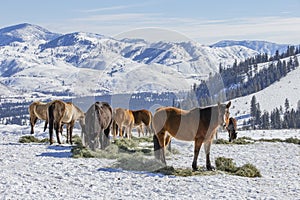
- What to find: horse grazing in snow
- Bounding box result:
[48,100,85,145]
[152,101,231,171]
[226,117,237,142]
[83,102,112,150]
[131,109,153,137]
[28,101,50,134]
[112,108,135,139]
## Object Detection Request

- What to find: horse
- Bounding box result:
[131,109,153,137]
[28,101,50,134]
[112,108,135,139]
[83,102,112,150]
[226,117,237,142]
[152,101,231,171]
[48,100,85,145]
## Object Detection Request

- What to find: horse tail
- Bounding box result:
[153,134,161,160]
[48,103,55,144]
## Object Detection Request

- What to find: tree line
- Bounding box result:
[248,96,300,129]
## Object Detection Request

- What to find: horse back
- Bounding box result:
[94,102,112,129]
[132,109,152,126]
[114,108,134,126]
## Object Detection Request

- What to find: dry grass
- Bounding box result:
[19,135,49,143]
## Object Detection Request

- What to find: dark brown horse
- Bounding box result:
[153,101,231,171]
[83,102,112,150]
[48,100,85,145]
[131,109,153,137]
[226,117,237,142]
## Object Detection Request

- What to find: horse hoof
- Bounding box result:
[206,166,215,171]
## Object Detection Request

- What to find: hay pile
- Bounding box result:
[71,136,155,159]
[19,135,49,143]
[215,157,261,178]
[216,136,300,145]
[215,137,253,145]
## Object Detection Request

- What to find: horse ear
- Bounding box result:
[226,101,231,108]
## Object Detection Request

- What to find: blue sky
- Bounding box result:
[0,0,299,44]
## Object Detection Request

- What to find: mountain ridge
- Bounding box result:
[0,23,298,97]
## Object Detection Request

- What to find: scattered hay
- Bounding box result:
[215,157,261,177]
[257,137,300,145]
[284,137,300,145]
[235,164,262,178]
[215,157,237,172]
[257,138,283,143]
[19,135,49,143]
[71,136,158,159]
[113,153,165,172]
[155,166,219,177]
[216,137,253,145]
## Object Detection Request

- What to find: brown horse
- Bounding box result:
[84,102,112,150]
[48,100,85,145]
[153,101,231,171]
[112,108,135,139]
[226,117,237,142]
[131,109,153,137]
[28,101,50,134]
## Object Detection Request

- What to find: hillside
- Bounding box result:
[230,54,300,118]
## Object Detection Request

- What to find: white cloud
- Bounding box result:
[46,14,300,45]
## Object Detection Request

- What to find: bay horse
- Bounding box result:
[84,102,112,150]
[226,117,237,142]
[48,100,85,145]
[131,109,153,137]
[112,108,135,139]
[28,101,50,134]
[153,101,231,171]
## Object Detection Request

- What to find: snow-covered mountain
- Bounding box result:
[211,40,290,55]
[0,23,295,97]
[0,23,61,46]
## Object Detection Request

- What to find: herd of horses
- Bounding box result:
[29,99,237,170]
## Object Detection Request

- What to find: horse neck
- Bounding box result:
[201,106,220,130]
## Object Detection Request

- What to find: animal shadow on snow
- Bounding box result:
[37,145,72,158]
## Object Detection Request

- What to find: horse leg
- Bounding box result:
[192,137,204,171]
[43,119,48,132]
[69,122,75,145]
[119,124,123,138]
[112,121,117,139]
[55,121,62,144]
[154,131,166,164]
[165,134,172,152]
[204,141,214,171]
[139,124,145,137]
[30,116,38,134]
[128,124,133,139]
[103,127,110,149]
[48,119,54,145]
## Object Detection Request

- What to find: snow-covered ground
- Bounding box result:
[0,124,299,199]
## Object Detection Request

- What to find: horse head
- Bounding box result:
[217,101,231,129]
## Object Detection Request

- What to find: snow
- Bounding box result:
[0,124,299,199]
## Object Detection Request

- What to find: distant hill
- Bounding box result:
[211,40,291,55]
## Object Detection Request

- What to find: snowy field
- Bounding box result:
[0,124,299,200]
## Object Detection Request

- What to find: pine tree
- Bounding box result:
[284,98,290,112]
